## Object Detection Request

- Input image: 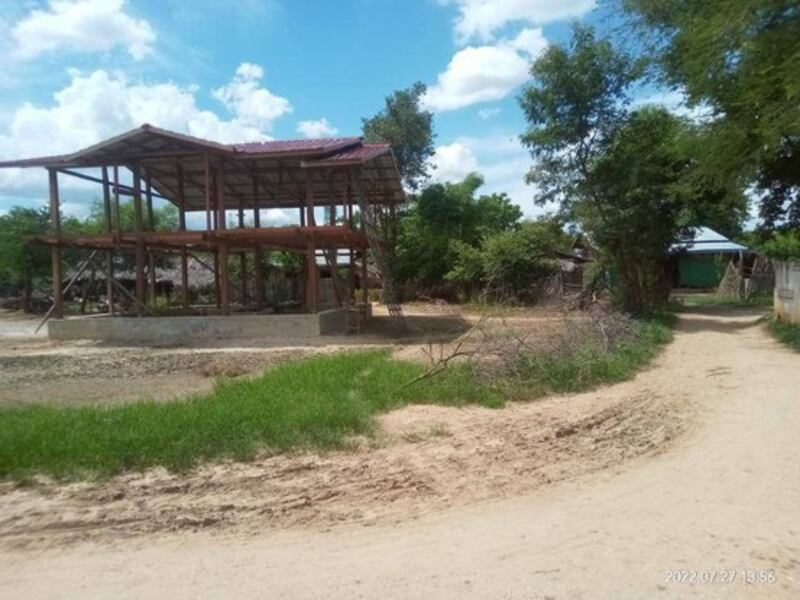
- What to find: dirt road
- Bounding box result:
[1,308,799,598]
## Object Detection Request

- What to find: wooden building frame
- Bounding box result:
[0,124,404,319]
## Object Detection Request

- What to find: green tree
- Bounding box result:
[362,82,436,190]
[447,219,568,301]
[621,0,800,229]
[520,26,745,312]
[83,198,178,233]
[520,24,644,210]
[0,207,52,311]
[394,173,522,291]
[0,207,84,311]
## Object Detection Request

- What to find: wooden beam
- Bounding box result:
[219,242,230,315]
[131,163,146,316]
[146,176,156,306]
[216,159,226,230]
[306,236,318,313]
[213,250,221,309]
[101,166,115,315]
[238,201,247,306]
[177,163,189,312]
[48,168,63,319]
[204,152,212,231]
[252,176,264,311]
[305,175,316,226]
[113,165,121,232]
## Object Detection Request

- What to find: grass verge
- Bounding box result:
[768,318,800,351]
[503,316,673,398]
[0,317,673,482]
[0,351,500,481]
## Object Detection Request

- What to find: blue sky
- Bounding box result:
[0,0,667,220]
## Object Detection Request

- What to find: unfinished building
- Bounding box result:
[0,124,404,342]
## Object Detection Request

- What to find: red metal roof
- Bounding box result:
[0,125,393,169]
[230,137,361,155]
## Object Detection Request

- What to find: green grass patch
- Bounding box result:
[0,316,674,482]
[0,350,500,481]
[503,318,673,399]
[768,318,800,352]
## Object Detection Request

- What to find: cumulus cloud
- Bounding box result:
[0,63,291,197]
[441,0,595,43]
[429,142,481,183]
[9,0,156,62]
[429,134,549,217]
[296,118,339,138]
[212,63,292,131]
[422,28,547,112]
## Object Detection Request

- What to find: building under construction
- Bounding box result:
[0,125,404,342]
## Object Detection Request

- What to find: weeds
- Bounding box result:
[768,318,800,351]
[0,351,498,481]
[0,307,674,482]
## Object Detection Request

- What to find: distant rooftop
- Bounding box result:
[670,227,748,255]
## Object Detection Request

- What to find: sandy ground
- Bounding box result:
[1,307,799,598]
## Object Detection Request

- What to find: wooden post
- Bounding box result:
[132,164,146,316]
[113,165,121,232]
[216,159,229,315]
[306,237,318,313]
[48,169,63,319]
[216,159,226,230]
[305,179,318,312]
[238,201,247,306]
[305,176,316,227]
[177,163,189,312]
[219,242,230,315]
[360,211,368,305]
[146,176,156,307]
[253,178,265,311]
[204,153,212,231]
[348,248,356,305]
[101,166,115,314]
[213,250,221,309]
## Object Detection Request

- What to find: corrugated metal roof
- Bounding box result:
[0,126,382,168]
[670,227,749,255]
[231,137,361,155]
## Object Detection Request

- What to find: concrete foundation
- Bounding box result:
[48,308,349,344]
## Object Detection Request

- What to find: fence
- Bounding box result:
[774,260,800,325]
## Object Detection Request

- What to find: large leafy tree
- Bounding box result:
[586,108,745,310]
[394,173,522,291]
[520,24,644,210]
[621,0,800,230]
[447,219,568,301]
[520,25,745,312]
[0,207,84,311]
[362,82,436,191]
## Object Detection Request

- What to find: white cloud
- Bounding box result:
[296,118,339,138]
[429,133,549,217]
[9,0,156,62]
[430,142,481,183]
[633,89,714,122]
[212,63,292,131]
[0,63,291,201]
[442,0,595,43]
[422,28,547,112]
[478,107,501,119]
